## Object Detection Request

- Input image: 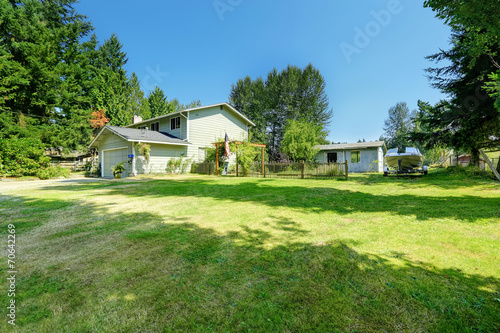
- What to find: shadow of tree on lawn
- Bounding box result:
[1,192,499,332]
[43,178,500,223]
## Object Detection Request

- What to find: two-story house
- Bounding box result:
[89,103,255,178]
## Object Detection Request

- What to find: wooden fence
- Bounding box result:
[192,161,348,179]
[50,160,87,172]
[191,162,218,175]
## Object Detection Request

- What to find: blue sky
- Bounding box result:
[75,0,451,143]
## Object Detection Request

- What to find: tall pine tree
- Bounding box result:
[0,0,96,150]
[412,29,500,165]
[147,86,174,118]
[91,34,132,126]
[127,73,151,120]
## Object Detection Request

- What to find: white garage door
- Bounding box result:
[103,148,129,178]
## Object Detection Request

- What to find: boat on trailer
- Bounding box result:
[384,147,428,176]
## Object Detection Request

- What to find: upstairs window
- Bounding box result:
[351,150,361,164]
[171,117,180,130]
[150,122,159,131]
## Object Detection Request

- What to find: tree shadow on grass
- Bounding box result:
[43,178,500,223]
[1,193,499,332]
[347,170,500,190]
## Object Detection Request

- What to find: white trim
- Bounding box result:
[131,142,137,176]
[88,126,107,148]
[104,127,129,141]
[316,141,386,151]
[91,126,190,149]
[129,140,190,146]
[222,103,256,127]
[89,126,129,149]
[102,146,129,152]
[180,111,189,142]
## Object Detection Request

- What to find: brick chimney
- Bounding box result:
[132,115,143,124]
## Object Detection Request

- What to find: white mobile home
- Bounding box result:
[315,141,387,173]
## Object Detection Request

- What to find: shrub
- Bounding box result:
[112,161,126,176]
[190,162,198,173]
[166,156,192,174]
[438,165,495,180]
[37,166,70,180]
[236,141,259,176]
[0,137,50,176]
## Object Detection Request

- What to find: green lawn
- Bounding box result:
[1,169,499,332]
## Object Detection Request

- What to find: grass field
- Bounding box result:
[1,169,499,332]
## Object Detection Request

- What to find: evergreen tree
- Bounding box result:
[229,76,268,145]
[128,73,151,120]
[170,98,202,112]
[91,34,132,126]
[184,100,202,109]
[95,33,128,72]
[0,0,96,150]
[415,1,500,165]
[411,30,500,165]
[147,86,174,118]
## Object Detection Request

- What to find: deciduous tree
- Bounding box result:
[280,119,325,162]
[381,102,415,152]
[229,64,332,161]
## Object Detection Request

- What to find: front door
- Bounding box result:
[327,152,337,163]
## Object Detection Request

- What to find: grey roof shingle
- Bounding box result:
[315,141,386,150]
[106,125,190,145]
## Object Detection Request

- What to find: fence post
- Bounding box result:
[345,159,349,180]
[479,149,500,182]
[301,160,305,179]
[261,147,265,176]
[216,145,219,176]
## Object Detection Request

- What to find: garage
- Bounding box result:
[103,148,129,178]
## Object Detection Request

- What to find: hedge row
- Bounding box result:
[0,137,50,176]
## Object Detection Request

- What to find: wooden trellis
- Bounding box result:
[213,141,267,176]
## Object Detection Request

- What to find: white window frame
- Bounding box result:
[351,150,361,164]
[170,117,180,130]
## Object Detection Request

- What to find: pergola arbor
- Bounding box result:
[212,141,267,176]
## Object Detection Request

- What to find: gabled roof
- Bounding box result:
[125,102,256,127]
[316,141,387,151]
[88,125,190,149]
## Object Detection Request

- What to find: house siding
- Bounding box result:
[348,149,379,173]
[135,143,188,174]
[187,106,249,162]
[130,113,189,140]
